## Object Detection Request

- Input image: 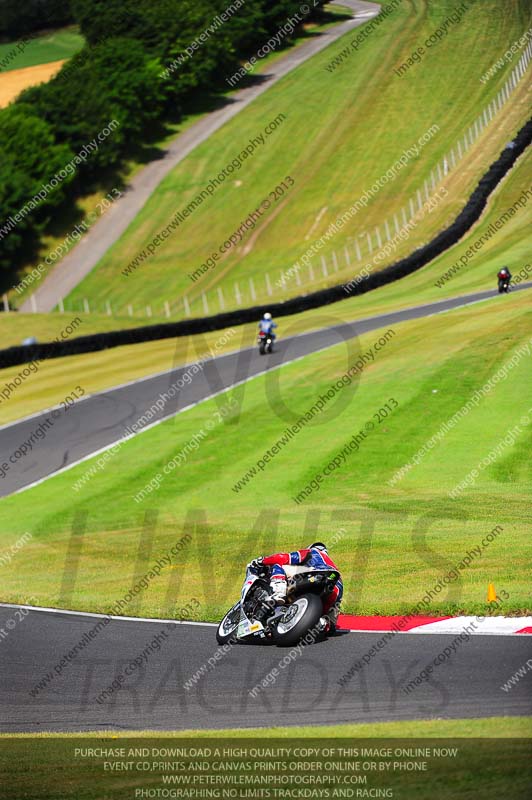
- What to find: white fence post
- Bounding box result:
[128,304,133,317]
[83,298,90,313]
[344,245,351,267]
[202,293,209,315]
[217,287,225,310]
[183,296,191,317]
[308,261,315,282]
[249,277,256,303]
[393,213,400,234]
[355,239,362,261]
[265,273,273,297]
[384,219,391,241]
[234,283,242,305]
[366,232,372,254]
[58,298,64,313]
[321,256,328,277]
[2,294,8,313]
[31,295,37,313]
[164,301,170,318]
[106,300,112,316]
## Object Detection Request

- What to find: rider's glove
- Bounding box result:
[250,557,264,570]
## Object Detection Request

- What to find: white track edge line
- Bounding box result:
[0,342,249,433]
[4,327,388,497]
[343,627,529,636]
[1,603,528,635]
[0,602,216,627]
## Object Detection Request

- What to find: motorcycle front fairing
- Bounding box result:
[236,565,267,640]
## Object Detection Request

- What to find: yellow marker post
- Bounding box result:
[487,583,497,602]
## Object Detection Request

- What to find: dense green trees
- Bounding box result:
[0,0,73,39]
[0,105,74,263]
[20,38,166,170]
[0,0,327,281]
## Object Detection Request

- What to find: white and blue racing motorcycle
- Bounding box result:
[216,562,340,647]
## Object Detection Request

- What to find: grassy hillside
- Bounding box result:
[63,0,532,315]
[1,293,530,619]
[0,26,83,71]
[1,144,529,426]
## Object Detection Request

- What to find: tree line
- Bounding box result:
[0,0,327,286]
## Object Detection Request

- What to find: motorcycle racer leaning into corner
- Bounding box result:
[249,542,343,633]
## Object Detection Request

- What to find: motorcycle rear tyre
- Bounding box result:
[272,593,323,647]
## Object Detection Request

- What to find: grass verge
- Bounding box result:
[0,719,531,800]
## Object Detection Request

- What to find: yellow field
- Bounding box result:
[0,60,64,108]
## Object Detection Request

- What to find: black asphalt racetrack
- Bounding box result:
[0,606,531,732]
[1,284,530,499]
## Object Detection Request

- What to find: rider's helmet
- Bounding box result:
[309,542,327,552]
[263,312,272,319]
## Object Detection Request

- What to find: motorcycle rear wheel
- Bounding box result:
[272,594,323,647]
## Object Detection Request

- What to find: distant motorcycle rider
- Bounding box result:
[251,542,343,631]
[258,311,277,339]
[497,266,512,292]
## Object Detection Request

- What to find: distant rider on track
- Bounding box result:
[258,311,277,340]
[497,266,512,292]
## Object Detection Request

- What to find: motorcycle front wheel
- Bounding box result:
[272,594,323,647]
[216,602,241,645]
